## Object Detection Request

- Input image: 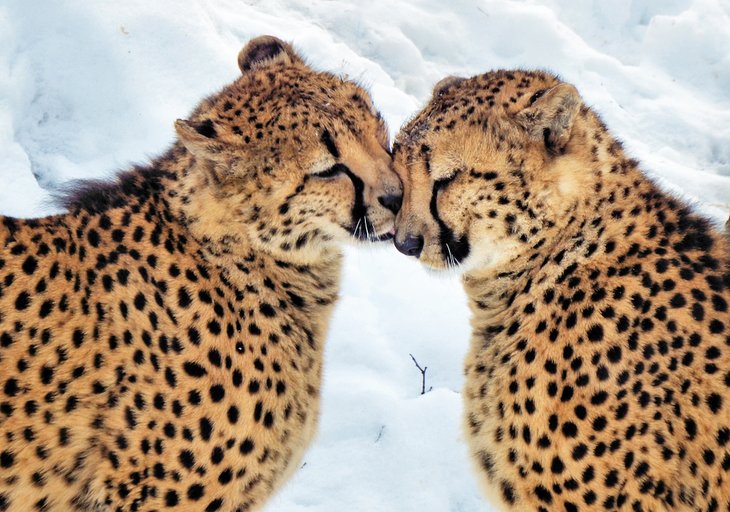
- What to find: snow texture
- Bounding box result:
[1,1,729,510]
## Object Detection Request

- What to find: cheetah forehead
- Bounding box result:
[188,63,380,144]
[395,69,562,154]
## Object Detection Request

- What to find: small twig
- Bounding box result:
[375,425,385,443]
[409,353,429,395]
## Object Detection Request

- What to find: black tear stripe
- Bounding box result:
[430,174,471,264]
[320,130,340,159]
[341,166,374,238]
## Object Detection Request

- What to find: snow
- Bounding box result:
[1,1,729,510]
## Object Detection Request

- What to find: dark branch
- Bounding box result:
[409,353,429,395]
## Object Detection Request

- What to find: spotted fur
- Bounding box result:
[0,36,400,511]
[393,70,730,511]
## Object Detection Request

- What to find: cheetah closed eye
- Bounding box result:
[0,36,401,512]
[393,70,730,511]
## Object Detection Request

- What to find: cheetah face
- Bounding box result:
[392,70,582,273]
[175,36,401,259]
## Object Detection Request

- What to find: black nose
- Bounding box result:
[395,234,424,257]
[378,194,403,214]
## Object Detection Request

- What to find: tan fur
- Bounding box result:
[0,36,400,511]
[394,70,730,511]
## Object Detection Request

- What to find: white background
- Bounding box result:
[2,1,729,510]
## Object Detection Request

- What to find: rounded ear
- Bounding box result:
[432,75,466,97]
[516,83,582,155]
[237,35,300,74]
[175,119,227,158]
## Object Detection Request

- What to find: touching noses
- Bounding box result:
[394,233,424,258]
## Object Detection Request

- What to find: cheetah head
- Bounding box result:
[392,70,585,273]
[175,36,401,260]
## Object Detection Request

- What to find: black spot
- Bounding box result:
[259,303,276,317]
[205,499,223,512]
[165,490,179,507]
[708,393,723,414]
[165,367,177,388]
[240,438,255,455]
[572,443,587,460]
[207,320,221,336]
[586,324,604,342]
[692,303,705,321]
[208,350,222,367]
[87,229,100,247]
[183,362,207,378]
[134,292,146,310]
[218,468,233,485]
[200,418,213,441]
[3,379,19,397]
[685,418,697,440]
[187,484,205,501]
[551,456,565,474]
[72,329,85,348]
[712,295,728,312]
[179,449,195,469]
[22,256,38,275]
[710,320,725,334]
[535,485,552,504]
[209,385,225,402]
[501,481,516,504]
[178,287,192,308]
[607,345,622,363]
[227,406,239,424]
[15,291,30,310]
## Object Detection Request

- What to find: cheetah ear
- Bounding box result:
[175,119,228,159]
[432,76,466,97]
[238,35,301,74]
[516,83,581,155]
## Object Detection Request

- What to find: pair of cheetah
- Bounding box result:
[1,36,728,511]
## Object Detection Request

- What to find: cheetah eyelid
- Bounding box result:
[312,163,348,179]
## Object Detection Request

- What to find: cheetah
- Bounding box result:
[392,71,730,511]
[0,36,401,512]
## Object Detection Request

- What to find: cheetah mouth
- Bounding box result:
[439,234,470,267]
[371,231,394,242]
[342,218,394,242]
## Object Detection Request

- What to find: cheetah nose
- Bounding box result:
[378,194,403,214]
[395,233,424,258]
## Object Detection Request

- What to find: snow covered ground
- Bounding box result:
[2,1,729,510]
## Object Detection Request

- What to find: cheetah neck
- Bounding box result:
[139,145,344,322]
